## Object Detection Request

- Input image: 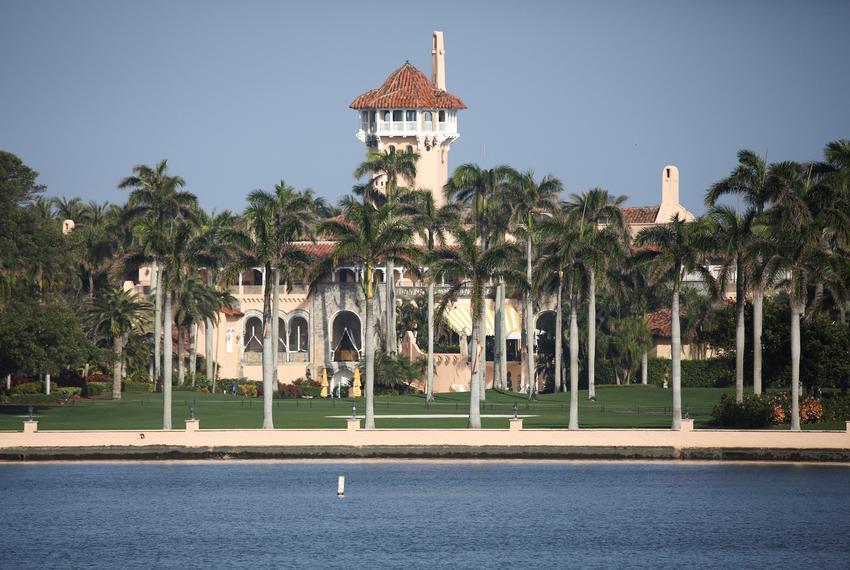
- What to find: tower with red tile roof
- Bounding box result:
[351,31,465,206]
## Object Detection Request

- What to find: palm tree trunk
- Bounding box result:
[569,292,579,430]
[261,263,275,429]
[205,317,214,387]
[385,258,396,354]
[671,285,682,430]
[365,294,376,429]
[5,374,10,391]
[112,335,124,400]
[469,312,482,429]
[272,269,281,387]
[177,326,186,386]
[162,290,173,430]
[153,262,162,388]
[88,272,95,300]
[213,324,221,386]
[554,275,563,392]
[45,373,51,395]
[426,280,435,402]
[753,284,764,395]
[189,322,198,386]
[641,351,648,385]
[497,281,507,390]
[494,283,503,391]
[479,305,487,400]
[525,236,535,400]
[588,268,597,400]
[790,295,802,431]
[735,295,745,404]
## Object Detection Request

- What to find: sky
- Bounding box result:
[2,0,849,216]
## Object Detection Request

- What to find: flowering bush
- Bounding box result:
[711,394,774,428]
[800,398,823,424]
[238,383,258,397]
[278,384,304,399]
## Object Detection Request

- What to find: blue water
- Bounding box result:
[1,461,848,569]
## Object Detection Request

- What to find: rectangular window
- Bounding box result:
[392,110,404,122]
[406,110,416,121]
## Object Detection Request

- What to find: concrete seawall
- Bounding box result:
[2,419,849,462]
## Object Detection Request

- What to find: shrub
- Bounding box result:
[293,378,322,398]
[711,393,774,428]
[56,386,82,398]
[123,381,154,393]
[279,384,304,399]
[82,381,110,397]
[647,357,734,388]
[57,369,85,388]
[84,374,110,384]
[800,398,823,424]
[12,381,57,395]
[238,383,258,397]
[822,394,850,422]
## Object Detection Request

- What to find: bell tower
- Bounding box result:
[350,32,466,206]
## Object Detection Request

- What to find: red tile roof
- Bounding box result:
[294,242,334,258]
[646,309,672,337]
[350,62,466,110]
[222,308,243,317]
[623,206,659,225]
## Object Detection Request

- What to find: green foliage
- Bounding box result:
[368,351,426,393]
[710,393,774,428]
[822,394,850,422]
[0,301,93,377]
[122,381,154,393]
[12,381,57,395]
[82,381,110,397]
[647,357,734,388]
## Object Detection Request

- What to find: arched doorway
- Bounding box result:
[243,315,263,365]
[331,311,362,362]
[287,315,309,363]
[535,311,557,391]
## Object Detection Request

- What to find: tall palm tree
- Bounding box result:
[87,288,149,400]
[354,149,419,354]
[312,196,417,429]
[564,188,627,398]
[446,164,517,396]
[706,150,776,393]
[118,160,196,394]
[634,215,714,429]
[431,228,522,428]
[762,161,843,430]
[400,190,460,402]
[506,170,562,399]
[173,275,222,385]
[242,186,316,430]
[707,205,758,402]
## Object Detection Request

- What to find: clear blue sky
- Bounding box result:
[2,0,848,215]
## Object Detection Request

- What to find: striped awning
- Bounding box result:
[444,305,521,338]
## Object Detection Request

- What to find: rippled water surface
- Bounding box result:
[2,461,849,569]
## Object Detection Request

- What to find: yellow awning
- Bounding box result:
[444,305,521,338]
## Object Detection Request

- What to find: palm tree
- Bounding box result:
[707,205,758,402]
[173,275,222,385]
[762,161,840,430]
[564,188,627,399]
[118,160,196,394]
[634,215,714,429]
[242,184,316,429]
[431,228,522,428]
[88,288,149,399]
[706,150,776,394]
[354,149,419,355]
[506,170,562,399]
[312,197,417,429]
[446,164,517,396]
[400,190,460,402]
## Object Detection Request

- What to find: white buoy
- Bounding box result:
[337,475,345,497]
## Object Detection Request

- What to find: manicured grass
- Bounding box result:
[0,385,745,431]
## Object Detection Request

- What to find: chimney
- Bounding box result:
[661,165,680,206]
[432,31,446,90]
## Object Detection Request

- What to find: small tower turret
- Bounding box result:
[350,32,466,206]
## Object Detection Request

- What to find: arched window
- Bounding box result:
[331,311,362,362]
[288,316,309,363]
[277,317,286,358]
[337,268,356,283]
[374,269,385,283]
[406,145,413,154]
[423,111,433,130]
[381,110,390,122]
[243,316,263,364]
[387,145,396,155]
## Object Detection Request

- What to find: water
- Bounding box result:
[1,461,848,569]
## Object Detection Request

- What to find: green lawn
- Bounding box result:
[0,385,778,431]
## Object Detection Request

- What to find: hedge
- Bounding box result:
[122,381,154,393]
[82,381,110,397]
[647,357,734,388]
[12,381,58,395]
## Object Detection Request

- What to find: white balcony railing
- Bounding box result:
[372,121,455,137]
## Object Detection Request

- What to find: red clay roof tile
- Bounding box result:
[623,206,660,225]
[350,62,466,110]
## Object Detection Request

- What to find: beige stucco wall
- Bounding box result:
[3,419,849,453]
